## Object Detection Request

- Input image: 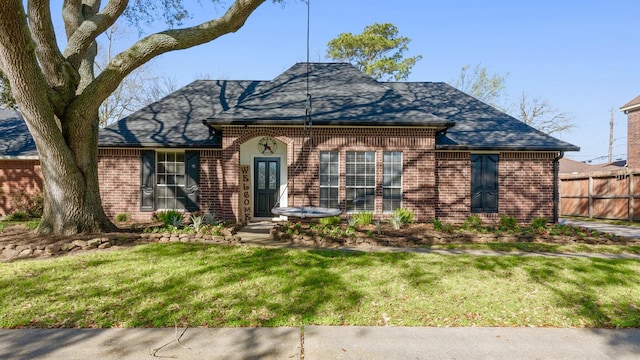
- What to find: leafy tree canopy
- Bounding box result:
[326,22,422,81]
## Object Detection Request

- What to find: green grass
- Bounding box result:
[427,242,640,255]
[1,243,640,329]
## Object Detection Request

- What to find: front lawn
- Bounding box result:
[1,243,639,328]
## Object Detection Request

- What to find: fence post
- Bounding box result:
[588,175,593,218]
[630,173,635,221]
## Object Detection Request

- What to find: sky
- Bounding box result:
[56,0,640,163]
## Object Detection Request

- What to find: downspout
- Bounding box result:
[553,151,564,224]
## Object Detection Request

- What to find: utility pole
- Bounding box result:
[609,107,614,163]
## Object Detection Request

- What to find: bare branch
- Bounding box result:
[517,92,577,135]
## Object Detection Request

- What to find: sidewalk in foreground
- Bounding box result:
[1,326,639,359]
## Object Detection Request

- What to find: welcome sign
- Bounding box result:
[240,165,252,224]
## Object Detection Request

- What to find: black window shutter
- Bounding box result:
[140,150,155,212]
[185,150,200,212]
[471,154,498,213]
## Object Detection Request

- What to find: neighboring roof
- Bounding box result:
[559,158,626,174]
[387,82,580,152]
[620,95,640,112]
[0,109,38,158]
[100,79,267,147]
[207,63,454,128]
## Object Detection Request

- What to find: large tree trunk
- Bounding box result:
[0,0,268,235]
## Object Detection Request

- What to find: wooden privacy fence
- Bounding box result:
[560,169,640,221]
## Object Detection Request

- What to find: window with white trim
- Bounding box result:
[319,151,339,209]
[156,151,186,210]
[346,151,375,212]
[383,151,402,212]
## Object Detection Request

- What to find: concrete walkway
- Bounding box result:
[560,218,640,240]
[1,326,639,359]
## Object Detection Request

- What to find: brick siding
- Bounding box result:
[0,160,42,216]
[628,109,640,169]
[93,132,558,225]
[435,151,557,224]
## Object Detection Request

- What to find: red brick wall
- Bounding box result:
[98,148,226,222]
[223,126,437,222]
[499,152,556,223]
[98,149,142,220]
[435,152,557,224]
[627,109,640,169]
[435,152,470,223]
[0,159,43,216]
[96,136,558,225]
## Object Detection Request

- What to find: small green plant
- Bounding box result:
[153,210,184,227]
[462,215,483,230]
[393,208,415,225]
[6,211,29,221]
[388,214,403,230]
[319,216,341,226]
[190,215,203,232]
[203,212,217,225]
[347,216,358,228]
[0,222,5,233]
[353,211,374,226]
[499,216,518,231]
[433,218,443,231]
[26,220,39,230]
[169,215,184,228]
[115,213,131,222]
[530,217,548,231]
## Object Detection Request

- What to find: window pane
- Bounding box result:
[383,152,402,212]
[269,162,277,190]
[319,151,339,209]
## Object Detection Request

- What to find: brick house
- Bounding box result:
[2,62,579,223]
[0,109,42,216]
[621,95,640,169]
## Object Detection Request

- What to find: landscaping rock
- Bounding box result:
[45,243,61,254]
[2,247,19,259]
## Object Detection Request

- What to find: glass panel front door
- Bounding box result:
[254,158,280,217]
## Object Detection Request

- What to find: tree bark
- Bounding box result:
[0,0,268,235]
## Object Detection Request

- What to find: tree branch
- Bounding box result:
[63,0,128,68]
[28,0,74,104]
[73,0,267,113]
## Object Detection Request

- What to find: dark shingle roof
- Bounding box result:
[101,62,578,152]
[0,109,38,158]
[206,63,454,128]
[99,79,267,147]
[386,82,580,152]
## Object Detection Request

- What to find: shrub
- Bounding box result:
[462,215,483,230]
[319,216,341,226]
[499,216,518,231]
[530,217,548,230]
[6,211,29,221]
[153,210,184,227]
[115,213,131,222]
[11,190,43,218]
[353,211,374,226]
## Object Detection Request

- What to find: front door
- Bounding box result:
[254,157,280,217]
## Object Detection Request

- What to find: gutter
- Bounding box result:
[553,151,564,224]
